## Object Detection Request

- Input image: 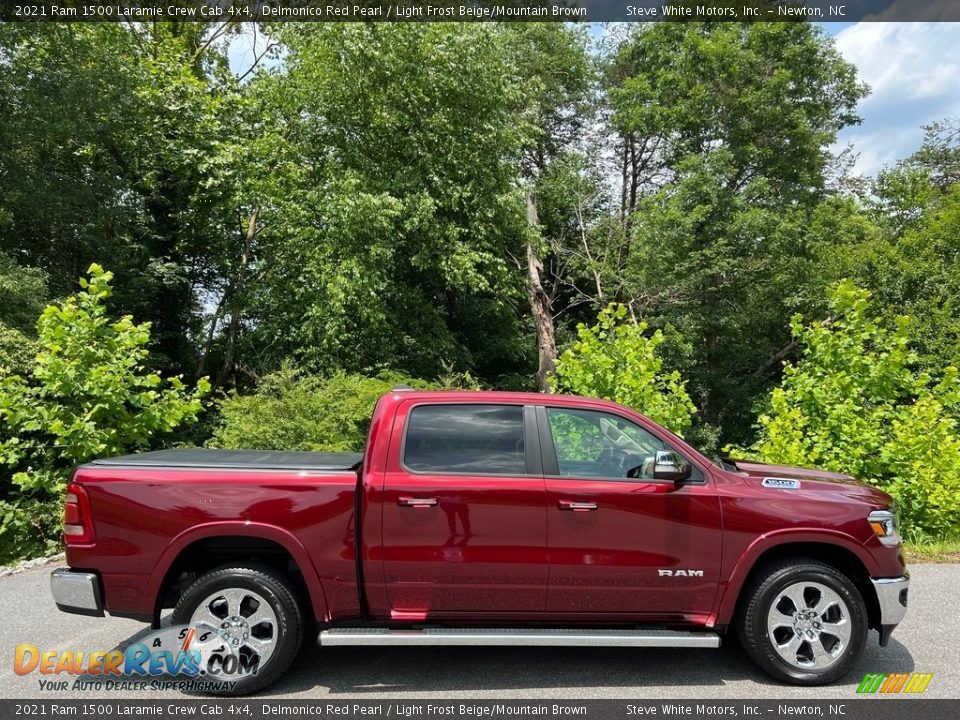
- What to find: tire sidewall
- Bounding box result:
[746,564,867,684]
[172,566,303,696]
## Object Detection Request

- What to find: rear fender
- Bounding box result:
[146,522,330,624]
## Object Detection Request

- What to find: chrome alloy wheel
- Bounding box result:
[189,588,279,669]
[767,580,852,670]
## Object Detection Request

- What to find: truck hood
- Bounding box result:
[725,458,893,506]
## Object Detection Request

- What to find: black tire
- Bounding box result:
[172,564,304,696]
[737,558,867,685]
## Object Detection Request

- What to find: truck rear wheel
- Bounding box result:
[172,564,303,695]
[737,558,867,685]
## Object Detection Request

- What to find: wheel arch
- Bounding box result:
[716,533,881,631]
[147,523,329,627]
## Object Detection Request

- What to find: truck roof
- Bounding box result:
[384,389,618,406]
[87,449,364,472]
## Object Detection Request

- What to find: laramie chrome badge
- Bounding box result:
[659,569,705,577]
[762,477,801,489]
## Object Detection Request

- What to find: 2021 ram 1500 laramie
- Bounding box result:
[51,389,909,694]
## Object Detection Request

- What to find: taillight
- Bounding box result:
[63,483,94,544]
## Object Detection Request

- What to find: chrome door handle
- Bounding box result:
[398,497,439,508]
[558,500,598,512]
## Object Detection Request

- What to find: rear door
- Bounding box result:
[541,405,722,620]
[380,402,547,617]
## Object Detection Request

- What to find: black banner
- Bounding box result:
[1,0,960,23]
[3,700,960,720]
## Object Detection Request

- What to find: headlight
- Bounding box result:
[868,508,901,546]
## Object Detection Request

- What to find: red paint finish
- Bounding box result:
[376,398,548,616]
[546,478,721,617]
[710,459,904,626]
[63,390,906,635]
[66,467,360,622]
[380,474,548,614]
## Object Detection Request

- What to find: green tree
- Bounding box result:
[551,304,696,435]
[746,282,960,537]
[0,23,244,375]
[0,265,209,561]
[909,118,960,190]
[831,123,960,376]
[500,24,596,391]
[242,24,531,383]
[606,22,867,444]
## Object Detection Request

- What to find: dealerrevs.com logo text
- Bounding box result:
[13,625,258,692]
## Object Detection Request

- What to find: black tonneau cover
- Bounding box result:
[89,448,363,472]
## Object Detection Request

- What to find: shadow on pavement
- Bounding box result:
[104,619,914,697]
[261,630,914,696]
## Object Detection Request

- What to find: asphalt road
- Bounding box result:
[2,562,957,700]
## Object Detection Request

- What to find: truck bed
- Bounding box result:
[88,448,364,472]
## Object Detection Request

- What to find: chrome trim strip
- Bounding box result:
[871,575,910,626]
[320,628,721,648]
[50,568,103,616]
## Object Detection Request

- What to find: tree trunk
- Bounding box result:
[215,207,259,389]
[195,290,227,379]
[525,195,557,393]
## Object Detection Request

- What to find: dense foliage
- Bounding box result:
[745,283,960,536]
[209,366,484,453]
[552,305,696,435]
[210,369,428,453]
[0,266,209,563]
[0,254,46,375]
[1,21,960,560]
[606,22,867,444]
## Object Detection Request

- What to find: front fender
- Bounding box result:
[714,528,881,627]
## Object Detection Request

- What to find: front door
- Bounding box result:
[541,406,722,620]
[381,402,547,617]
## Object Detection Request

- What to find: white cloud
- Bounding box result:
[863,0,960,22]
[227,23,281,80]
[832,22,960,175]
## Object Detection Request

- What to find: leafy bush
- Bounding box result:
[551,304,696,435]
[0,496,60,565]
[0,253,46,333]
[209,368,439,453]
[0,325,35,377]
[0,265,209,563]
[0,253,46,376]
[745,281,960,536]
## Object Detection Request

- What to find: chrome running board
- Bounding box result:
[318,627,720,648]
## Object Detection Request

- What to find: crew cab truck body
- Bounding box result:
[52,390,909,694]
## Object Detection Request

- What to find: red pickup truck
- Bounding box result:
[51,389,909,694]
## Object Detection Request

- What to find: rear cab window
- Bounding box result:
[402,404,526,476]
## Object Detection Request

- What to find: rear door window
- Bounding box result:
[403,404,526,476]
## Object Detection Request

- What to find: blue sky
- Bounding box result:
[824,22,960,175]
[228,22,960,177]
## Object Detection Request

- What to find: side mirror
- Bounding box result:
[653,450,692,482]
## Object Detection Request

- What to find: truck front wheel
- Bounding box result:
[737,558,867,685]
[172,564,304,695]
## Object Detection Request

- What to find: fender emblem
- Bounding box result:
[658,569,704,577]
[762,477,801,489]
